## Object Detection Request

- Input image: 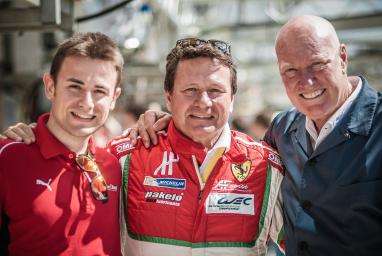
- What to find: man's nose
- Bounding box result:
[299,69,315,87]
[194,91,212,108]
[79,91,95,109]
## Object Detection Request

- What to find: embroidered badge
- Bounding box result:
[231,160,251,182]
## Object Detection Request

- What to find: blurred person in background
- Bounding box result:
[250,110,273,141]
[121,102,147,130]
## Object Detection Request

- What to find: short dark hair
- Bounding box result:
[50,32,124,87]
[164,39,237,95]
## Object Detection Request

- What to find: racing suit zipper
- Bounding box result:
[192,155,205,202]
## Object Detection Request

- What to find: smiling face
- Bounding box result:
[166,57,233,149]
[44,55,121,144]
[276,16,351,131]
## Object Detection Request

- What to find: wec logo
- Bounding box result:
[206,193,255,215]
[217,197,252,205]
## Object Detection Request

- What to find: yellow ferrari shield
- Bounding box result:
[231,160,251,182]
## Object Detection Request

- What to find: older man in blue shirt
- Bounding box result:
[264,15,382,255]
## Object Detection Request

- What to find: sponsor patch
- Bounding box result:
[268,152,282,166]
[143,176,186,190]
[206,193,254,215]
[145,191,183,207]
[212,180,249,192]
[115,142,133,154]
[231,160,251,182]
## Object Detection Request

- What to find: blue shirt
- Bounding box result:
[264,76,382,256]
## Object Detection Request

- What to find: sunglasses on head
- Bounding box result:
[176,38,231,55]
[76,154,108,203]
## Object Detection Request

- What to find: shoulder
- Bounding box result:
[107,131,168,159]
[230,131,284,174]
[270,108,303,131]
[0,139,30,157]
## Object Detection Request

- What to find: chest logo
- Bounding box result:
[36,178,53,191]
[153,151,179,176]
[231,160,251,182]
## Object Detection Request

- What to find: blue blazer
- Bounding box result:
[265,76,382,256]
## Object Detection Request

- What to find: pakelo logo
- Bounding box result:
[145,191,183,207]
[206,193,254,215]
[212,180,249,192]
[268,152,282,166]
[116,142,133,154]
[144,176,186,190]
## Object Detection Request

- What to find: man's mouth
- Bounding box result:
[301,89,325,99]
[71,112,96,120]
[189,114,214,120]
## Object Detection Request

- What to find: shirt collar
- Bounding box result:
[35,113,95,159]
[167,120,230,162]
[305,77,362,147]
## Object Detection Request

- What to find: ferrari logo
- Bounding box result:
[231,160,251,182]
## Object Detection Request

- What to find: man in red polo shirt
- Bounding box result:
[0,32,122,255]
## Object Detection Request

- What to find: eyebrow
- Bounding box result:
[66,78,84,85]
[66,77,110,91]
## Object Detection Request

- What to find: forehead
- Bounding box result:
[174,57,231,87]
[58,56,117,83]
[277,38,333,67]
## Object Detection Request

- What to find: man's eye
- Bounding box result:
[284,69,297,78]
[95,89,107,95]
[69,84,81,89]
[183,88,197,95]
[208,88,224,97]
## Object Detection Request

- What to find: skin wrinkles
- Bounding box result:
[275,15,356,132]
[166,57,233,149]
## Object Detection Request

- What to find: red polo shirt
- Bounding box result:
[0,113,121,255]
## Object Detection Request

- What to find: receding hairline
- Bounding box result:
[275,15,340,51]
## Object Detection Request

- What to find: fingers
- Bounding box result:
[153,114,172,132]
[144,111,160,147]
[120,127,138,146]
[137,113,153,148]
[2,123,36,144]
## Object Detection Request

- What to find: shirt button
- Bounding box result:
[302,200,312,210]
[308,158,317,164]
[68,153,74,159]
[299,241,309,251]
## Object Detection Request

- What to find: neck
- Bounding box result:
[46,119,90,155]
[313,77,359,133]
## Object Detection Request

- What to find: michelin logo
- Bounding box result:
[144,176,186,190]
[206,193,254,215]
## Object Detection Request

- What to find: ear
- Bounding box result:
[229,95,235,113]
[110,87,122,110]
[165,91,172,112]
[339,43,348,74]
[43,73,55,100]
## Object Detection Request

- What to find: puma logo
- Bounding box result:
[36,178,53,191]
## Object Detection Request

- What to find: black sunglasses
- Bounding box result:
[76,153,108,203]
[176,38,231,55]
